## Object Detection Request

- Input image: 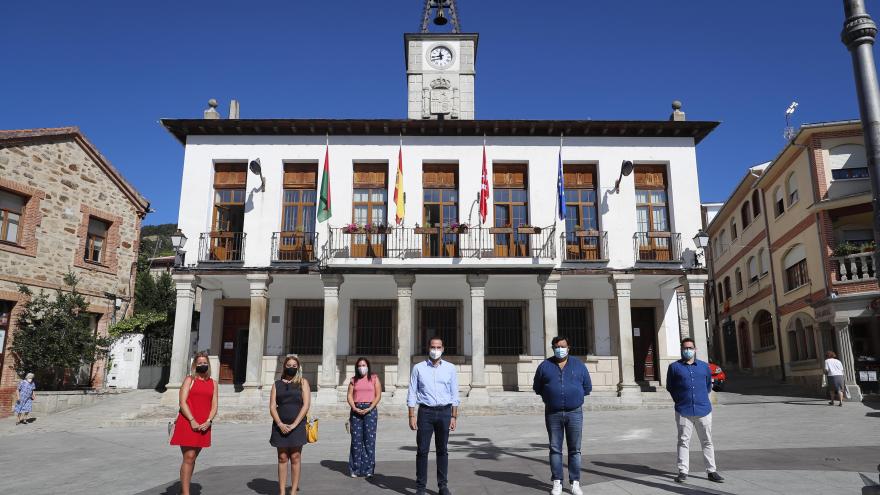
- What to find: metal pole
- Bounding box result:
[841,0,880,274]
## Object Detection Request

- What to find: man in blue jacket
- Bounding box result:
[665,337,724,484]
[533,335,592,495]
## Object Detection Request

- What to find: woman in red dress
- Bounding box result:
[170,352,218,495]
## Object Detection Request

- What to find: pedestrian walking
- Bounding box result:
[407,336,459,495]
[824,351,846,407]
[270,355,311,495]
[532,336,592,495]
[13,372,36,424]
[169,352,218,495]
[347,357,382,478]
[666,338,724,484]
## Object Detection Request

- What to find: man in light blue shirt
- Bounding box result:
[407,336,459,495]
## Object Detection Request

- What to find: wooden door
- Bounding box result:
[738,321,752,369]
[220,307,250,383]
[631,307,658,381]
[723,320,739,366]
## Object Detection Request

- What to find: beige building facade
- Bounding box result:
[0,128,149,416]
[707,121,879,399]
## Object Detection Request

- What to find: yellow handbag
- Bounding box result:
[306,416,319,443]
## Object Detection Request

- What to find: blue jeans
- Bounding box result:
[545,407,583,482]
[416,404,451,489]
[349,402,378,476]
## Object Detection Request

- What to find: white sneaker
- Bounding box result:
[550,480,563,495]
[571,480,583,495]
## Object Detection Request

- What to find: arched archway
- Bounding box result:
[738,318,752,369]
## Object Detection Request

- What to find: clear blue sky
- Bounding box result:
[1,1,871,225]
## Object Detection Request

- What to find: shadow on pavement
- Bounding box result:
[245,478,277,494]
[320,459,350,476]
[366,473,424,495]
[152,481,203,494]
[474,470,550,491]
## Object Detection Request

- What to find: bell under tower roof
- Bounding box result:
[421,0,461,33]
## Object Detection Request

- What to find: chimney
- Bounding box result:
[670,100,686,121]
[204,99,221,119]
[229,99,240,119]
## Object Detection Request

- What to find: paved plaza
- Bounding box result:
[1,376,879,494]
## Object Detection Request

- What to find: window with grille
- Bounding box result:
[287,301,323,355]
[557,301,593,356]
[418,301,460,355]
[353,301,395,355]
[486,301,526,356]
[755,311,774,348]
[0,189,24,245]
[84,217,109,264]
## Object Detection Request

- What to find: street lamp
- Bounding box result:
[692,229,710,268]
[170,229,187,268]
[841,0,880,277]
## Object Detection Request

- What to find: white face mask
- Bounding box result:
[429,349,443,360]
[357,366,369,376]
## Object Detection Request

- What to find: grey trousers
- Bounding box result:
[675,412,717,474]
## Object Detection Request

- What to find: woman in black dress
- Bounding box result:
[270,355,311,494]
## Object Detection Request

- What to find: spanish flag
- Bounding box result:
[393,144,405,224]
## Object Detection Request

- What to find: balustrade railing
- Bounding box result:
[563,230,608,261]
[198,232,245,263]
[271,231,319,263]
[832,252,876,282]
[327,225,556,260]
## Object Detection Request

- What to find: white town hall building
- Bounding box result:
[161,5,718,407]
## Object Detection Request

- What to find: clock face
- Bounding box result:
[428,46,453,69]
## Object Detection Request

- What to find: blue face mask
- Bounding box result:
[681,348,696,360]
[554,347,569,360]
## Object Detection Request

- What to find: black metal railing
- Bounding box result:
[327,225,556,260]
[633,232,682,262]
[563,230,608,261]
[198,232,246,263]
[271,231,319,263]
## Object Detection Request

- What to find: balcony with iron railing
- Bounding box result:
[562,230,608,262]
[326,225,556,263]
[198,232,246,263]
[633,232,682,263]
[271,231,319,264]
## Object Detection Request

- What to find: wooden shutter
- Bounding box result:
[214,163,247,188]
[563,164,595,188]
[423,164,457,188]
[284,163,318,188]
[353,164,387,188]
[493,163,527,188]
[634,165,667,188]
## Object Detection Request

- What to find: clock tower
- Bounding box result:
[405,0,477,120]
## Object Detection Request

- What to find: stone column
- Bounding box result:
[680,274,709,355]
[610,273,639,400]
[317,274,344,404]
[393,274,416,402]
[163,274,199,405]
[243,273,272,391]
[467,274,489,400]
[834,322,864,401]
[538,273,561,357]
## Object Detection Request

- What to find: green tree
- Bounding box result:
[11,273,112,390]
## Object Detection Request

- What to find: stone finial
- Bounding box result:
[229,99,240,119]
[670,100,686,121]
[204,98,221,119]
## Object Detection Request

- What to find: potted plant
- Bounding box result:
[517,224,542,235]
[833,242,860,257]
[446,222,469,234]
[861,241,876,253]
[343,222,362,234]
[414,222,439,234]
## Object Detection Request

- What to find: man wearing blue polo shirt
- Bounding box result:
[533,335,592,495]
[407,336,459,495]
[666,337,724,484]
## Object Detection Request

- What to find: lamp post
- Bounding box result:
[692,229,710,269]
[170,229,188,268]
[841,0,880,274]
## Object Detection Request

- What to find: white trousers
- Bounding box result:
[675,412,717,474]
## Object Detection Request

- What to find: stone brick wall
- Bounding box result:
[0,135,145,416]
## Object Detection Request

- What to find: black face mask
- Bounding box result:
[195,364,209,374]
[283,367,297,377]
